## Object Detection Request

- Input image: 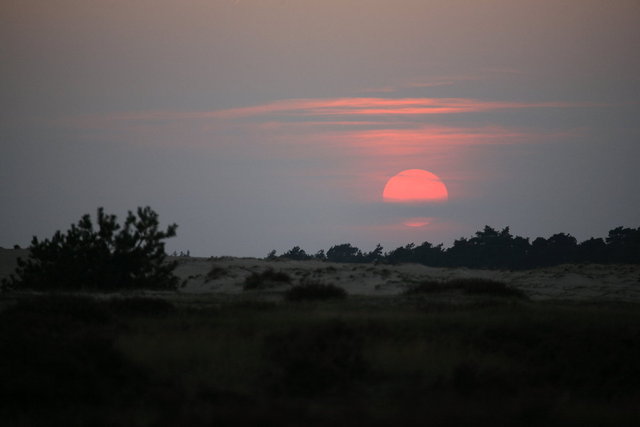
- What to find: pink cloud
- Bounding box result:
[63,95,591,131]
[320,125,529,158]
[58,95,587,163]
[208,97,581,120]
[403,217,433,228]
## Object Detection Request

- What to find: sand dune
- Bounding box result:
[169,255,640,301]
[2,248,639,301]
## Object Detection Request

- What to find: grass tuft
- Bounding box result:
[243,268,291,290]
[206,266,229,282]
[108,297,175,316]
[404,278,527,299]
[285,281,347,301]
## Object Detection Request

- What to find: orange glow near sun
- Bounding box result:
[383,169,448,203]
[403,217,432,227]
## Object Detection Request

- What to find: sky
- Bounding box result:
[2,0,640,257]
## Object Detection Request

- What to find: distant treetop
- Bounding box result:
[271,225,640,270]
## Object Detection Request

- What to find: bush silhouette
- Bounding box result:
[280,246,312,260]
[285,281,347,301]
[404,278,526,299]
[243,268,291,290]
[205,266,229,281]
[451,278,527,298]
[108,297,175,316]
[2,207,178,291]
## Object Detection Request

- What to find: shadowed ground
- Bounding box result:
[1,293,639,426]
[2,249,640,425]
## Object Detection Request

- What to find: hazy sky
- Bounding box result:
[2,0,639,256]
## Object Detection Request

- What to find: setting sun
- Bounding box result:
[383,169,448,203]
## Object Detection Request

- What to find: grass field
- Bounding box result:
[1,290,639,426]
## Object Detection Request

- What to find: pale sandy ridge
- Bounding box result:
[171,256,640,301]
[2,248,639,301]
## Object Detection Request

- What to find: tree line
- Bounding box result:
[269,225,640,269]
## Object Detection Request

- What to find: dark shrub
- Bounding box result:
[404,278,527,299]
[403,280,449,295]
[243,268,291,290]
[285,282,347,301]
[228,300,278,311]
[108,297,175,316]
[452,278,527,298]
[264,320,367,395]
[206,266,228,281]
[2,207,178,292]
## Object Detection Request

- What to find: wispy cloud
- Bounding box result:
[64,95,591,130]
[356,70,525,94]
[205,97,581,120]
[341,126,528,157]
[59,95,587,163]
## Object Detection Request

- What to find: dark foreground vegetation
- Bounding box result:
[272,225,640,269]
[1,293,639,426]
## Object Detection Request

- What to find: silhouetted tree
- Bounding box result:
[363,244,384,263]
[2,207,178,291]
[577,237,607,263]
[386,243,416,264]
[281,246,312,260]
[606,227,640,263]
[266,250,278,260]
[445,226,530,269]
[413,241,446,266]
[446,237,471,267]
[546,233,578,265]
[529,237,550,267]
[326,243,363,263]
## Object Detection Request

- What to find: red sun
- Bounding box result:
[383,169,448,203]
